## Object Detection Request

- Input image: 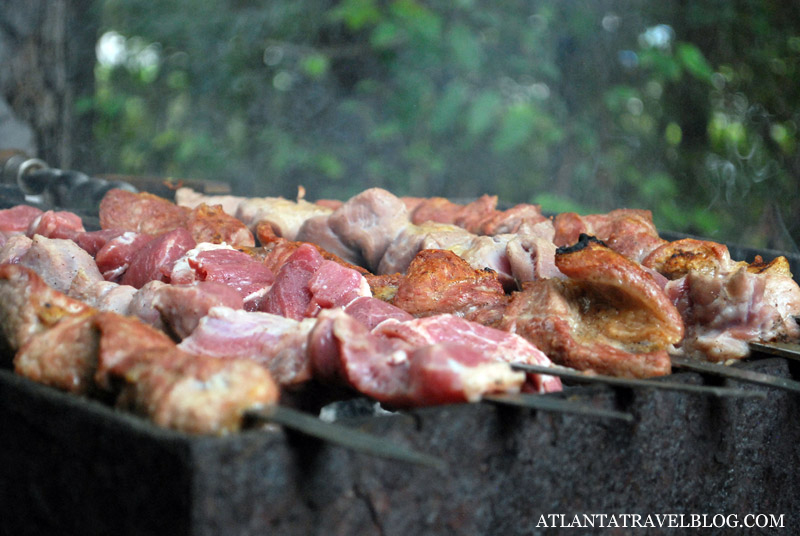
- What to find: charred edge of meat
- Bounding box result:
[556,234,608,255]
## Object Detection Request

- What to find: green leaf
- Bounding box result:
[466,90,501,138]
[300,54,329,79]
[447,23,482,71]
[492,103,536,153]
[676,42,713,81]
[430,81,469,133]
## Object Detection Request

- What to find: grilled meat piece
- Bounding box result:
[499,236,683,378]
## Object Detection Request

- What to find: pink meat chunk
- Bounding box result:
[120,228,196,289]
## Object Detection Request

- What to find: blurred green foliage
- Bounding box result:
[80,0,800,250]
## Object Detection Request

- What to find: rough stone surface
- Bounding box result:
[1,357,797,536]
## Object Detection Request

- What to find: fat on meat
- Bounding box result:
[308,309,528,407]
[170,243,274,310]
[666,256,800,361]
[374,314,562,393]
[178,306,317,386]
[343,296,414,330]
[235,196,331,241]
[95,231,154,282]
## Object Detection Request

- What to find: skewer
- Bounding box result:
[483,393,635,422]
[511,363,767,399]
[748,341,800,363]
[246,405,446,470]
[670,356,800,395]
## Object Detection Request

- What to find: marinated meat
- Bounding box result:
[0,264,92,356]
[153,281,245,340]
[185,203,255,247]
[120,228,196,288]
[27,210,85,240]
[327,188,410,271]
[389,249,508,323]
[18,234,104,295]
[554,209,666,262]
[308,309,528,407]
[14,311,99,394]
[178,306,317,386]
[95,231,154,282]
[499,236,683,378]
[100,188,189,235]
[116,346,279,435]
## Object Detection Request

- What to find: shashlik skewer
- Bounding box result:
[748,341,800,363]
[483,393,634,422]
[511,363,767,399]
[670,355,800,395]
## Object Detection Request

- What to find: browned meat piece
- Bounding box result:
[642,238,733,279]
[185,203,255,247]
[389,249,509,325]
[93,311,177,391]
[100,188,190,235]
[499,236,683,377]
[0,264,91,358]
[14,311,99,394]
[116,347,279,435]
[554,209,666,262]
[665,254,800,361]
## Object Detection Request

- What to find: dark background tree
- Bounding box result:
[2,0,798,251]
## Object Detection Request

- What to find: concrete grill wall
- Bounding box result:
[1,358,797,536]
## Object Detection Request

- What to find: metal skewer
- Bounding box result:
[748,341,800,363]
[670,356,800,395]
[511,363,766,399]
[483,393,635,422]
[246,405,446,470]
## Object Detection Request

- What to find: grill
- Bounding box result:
[0,159,798,535]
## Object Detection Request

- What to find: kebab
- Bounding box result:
[0,189,788,395]
[175,185,800,375]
